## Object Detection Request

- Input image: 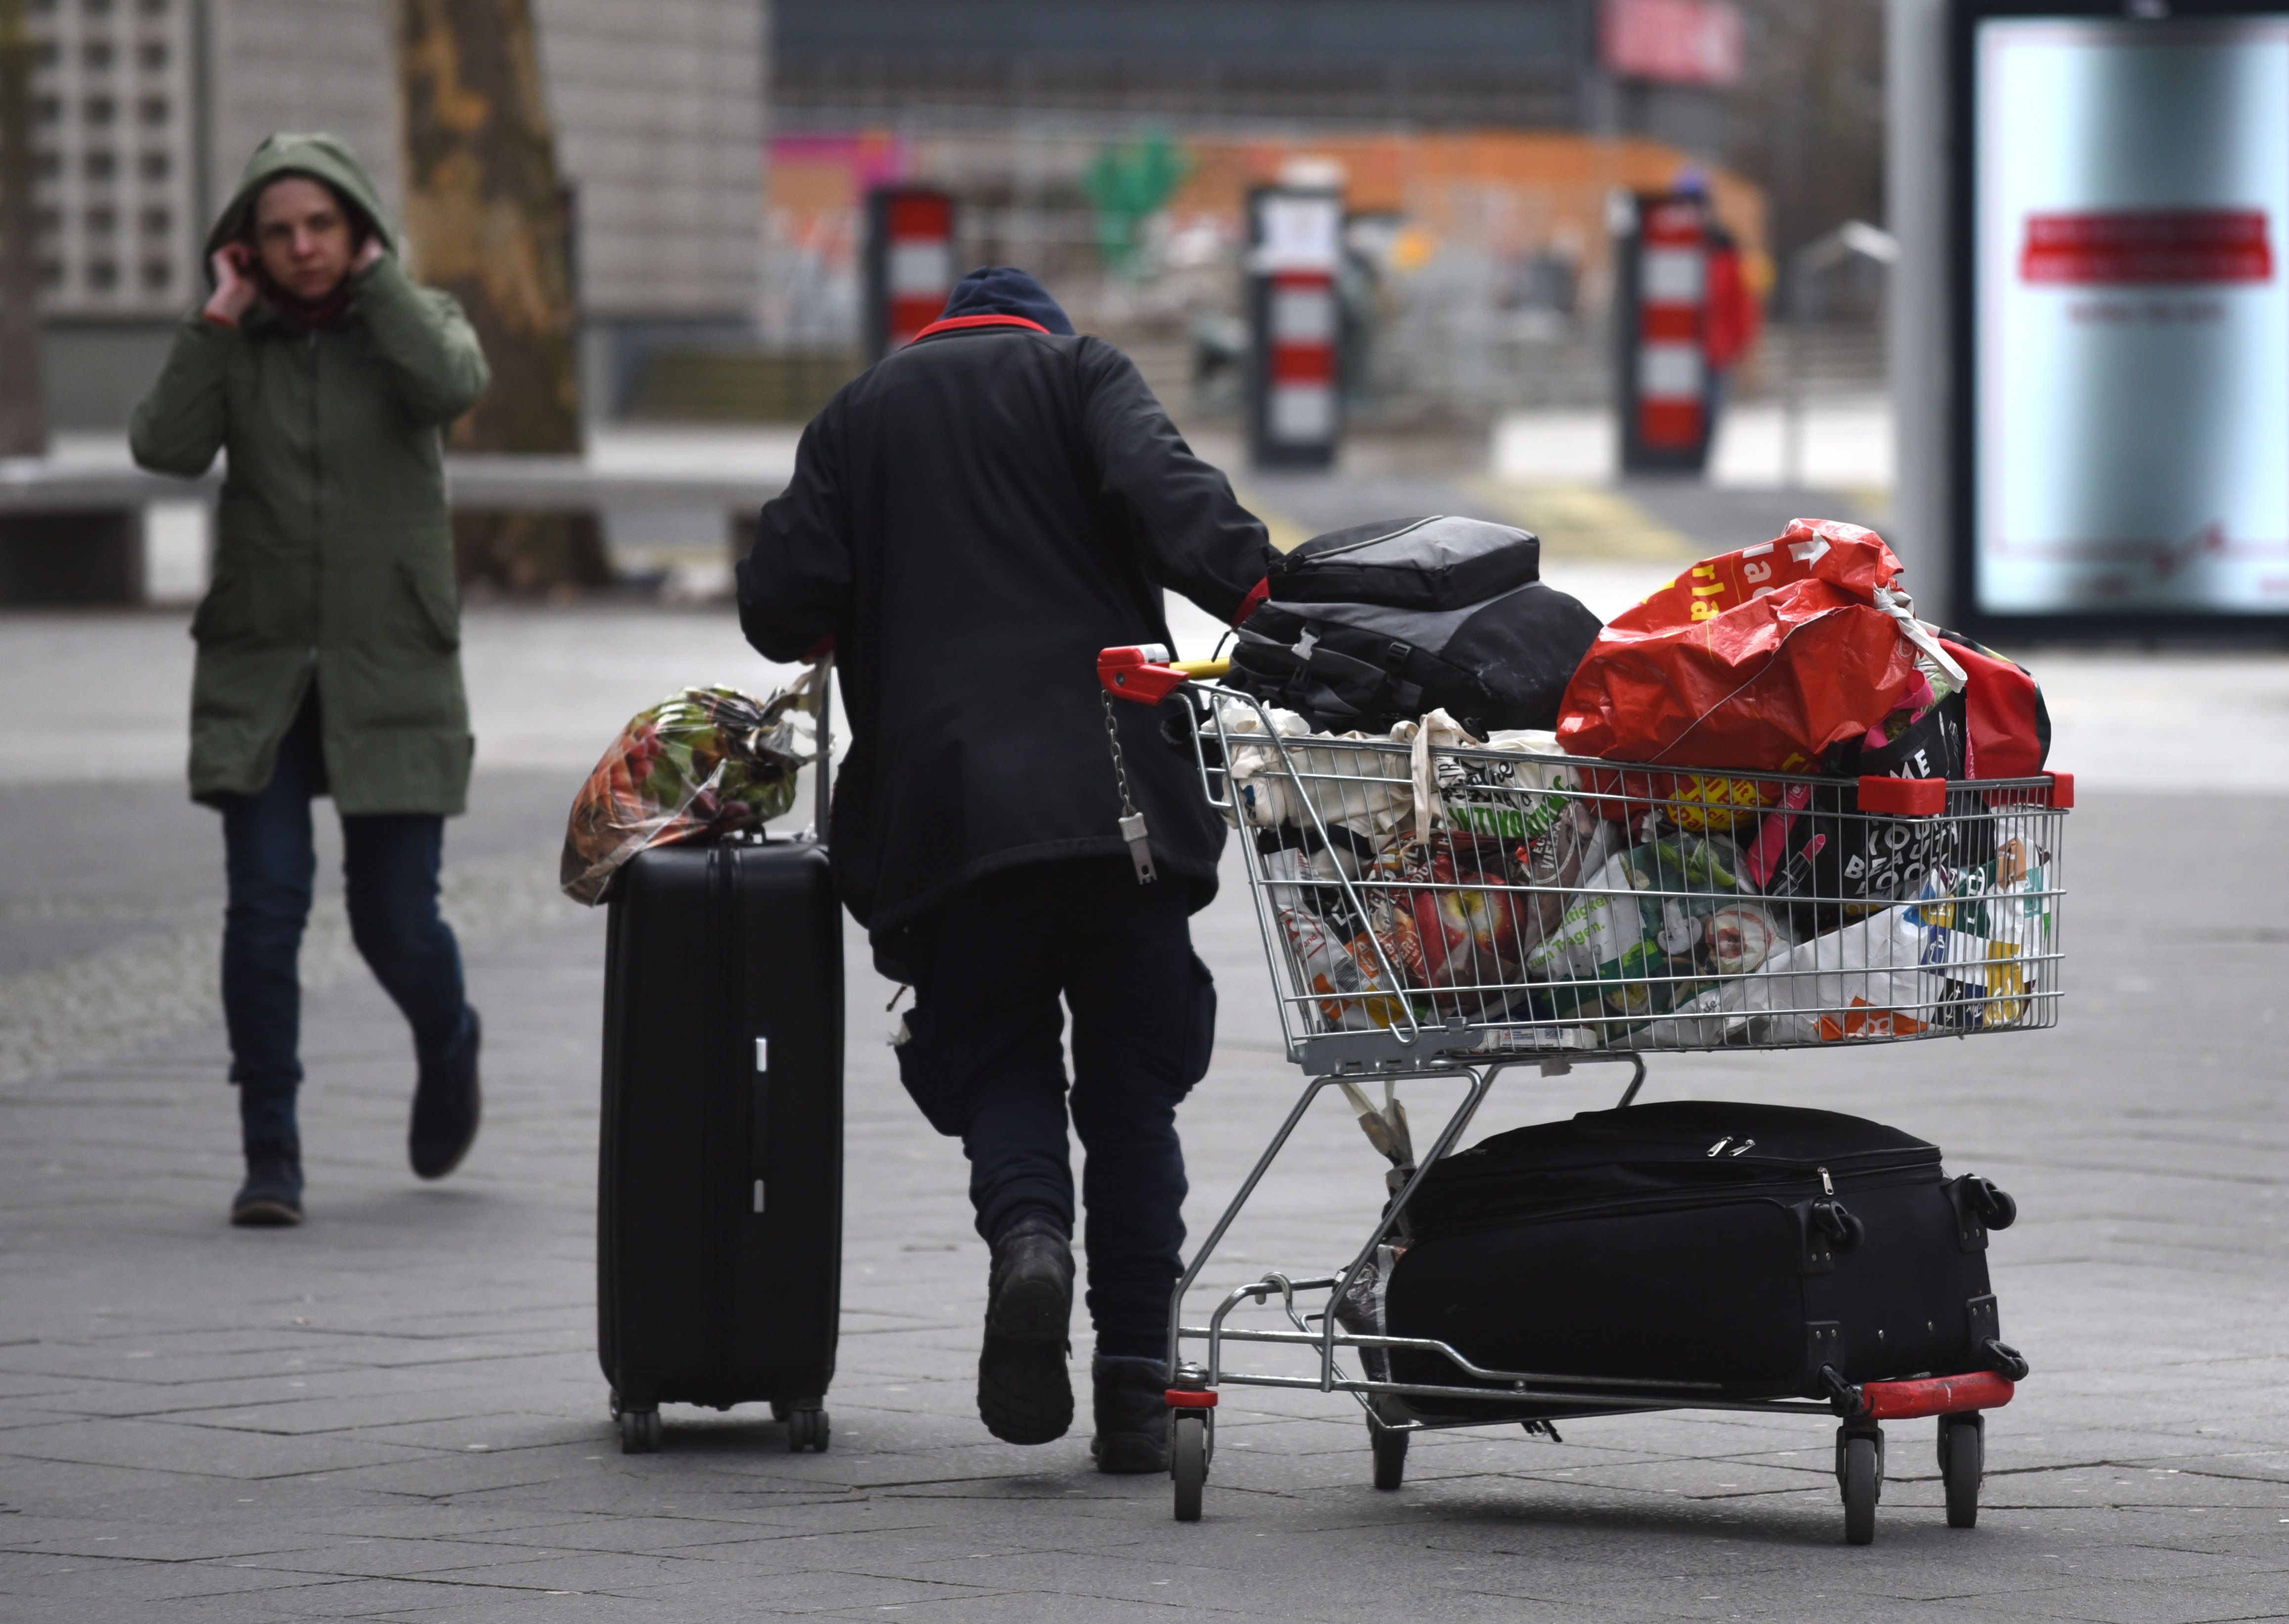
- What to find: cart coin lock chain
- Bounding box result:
[1099,687,1157,884]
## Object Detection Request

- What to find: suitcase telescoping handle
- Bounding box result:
[810,654,834,841]
[1099,644,1229,705]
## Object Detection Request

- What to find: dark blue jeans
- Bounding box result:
[216,685,468,1148]
[889,857,1217,1358]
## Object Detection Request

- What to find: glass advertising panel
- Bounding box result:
[1970,9,2289,622]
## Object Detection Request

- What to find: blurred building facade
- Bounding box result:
[15,0,1762,432]
[728,0,1762,432]
[772,0,1731,154]
[21,0,764,427]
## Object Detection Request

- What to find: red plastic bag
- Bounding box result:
[1932,631,2049,779]
[1555,520,1923,773]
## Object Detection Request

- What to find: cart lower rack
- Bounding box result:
[1099,646,2067,1543]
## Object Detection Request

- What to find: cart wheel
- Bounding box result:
[1939,1414,1983,1529]
[1840,1433,1880,1545]
[608,1386,622,1421]
[1171,1412,1207,1522]
[619,1406,661,1454]
[770,1399,791,1422]
[787,1406,831,1453]
[1369,1421,1408,1490]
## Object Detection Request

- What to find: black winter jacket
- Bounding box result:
[737,321,1275,947]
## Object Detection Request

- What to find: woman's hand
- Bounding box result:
[203,244,258,326]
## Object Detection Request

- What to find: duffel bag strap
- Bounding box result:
[1293,638,1407,728]
[1378,640,1423,716]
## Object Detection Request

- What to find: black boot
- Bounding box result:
[231,1138,305,1227]
[976,1213,1074,1444]
[1090,1354,1170,1474]
[409,1008,482,1180]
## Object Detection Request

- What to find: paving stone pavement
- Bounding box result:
[3,774,2286,1623]
[4,592,2289,1620]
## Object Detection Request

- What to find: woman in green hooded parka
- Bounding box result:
[133,133,491,1227]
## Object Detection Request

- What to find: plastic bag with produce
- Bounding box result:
[1690,829,2055,1042]
[1524,834,1793,1032]
[1685,909,1965,1044]
[1280,902,1419,1032]
[1403,720,1623,963]
[559,674,820,905]
[1361,835,1527,1018]
[1507,799,1623,959]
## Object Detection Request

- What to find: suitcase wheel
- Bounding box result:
[786,1406,831,1453]
[1938,1413,1983,1529]
[1171,1411,1208,1522]
[1836,1425,1883,1545]
[1368,1418,1408,1491]
[619,1407,662,1454]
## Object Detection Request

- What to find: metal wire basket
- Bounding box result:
[1112,652,2068,1078]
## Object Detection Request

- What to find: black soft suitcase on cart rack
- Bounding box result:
[1347,1099,2026,1542]
[1386,1101,2024,1407]
[596,681,844,1455]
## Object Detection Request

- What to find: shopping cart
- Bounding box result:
[1098,644,2070,1543]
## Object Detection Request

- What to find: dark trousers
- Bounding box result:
[215,685,468,1148]
[891,857,1217,1358]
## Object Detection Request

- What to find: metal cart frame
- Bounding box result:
[1097,646,2066,1542]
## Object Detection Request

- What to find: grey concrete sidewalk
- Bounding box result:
[2,774,2287,1621]
[15,604,2289,802]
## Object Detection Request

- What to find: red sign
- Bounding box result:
[2020,210,2273,285]
[1600,0,1744,88]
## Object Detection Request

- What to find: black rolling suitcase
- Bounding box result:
[596,683,844,1455]
[1384,1101,2023,1411]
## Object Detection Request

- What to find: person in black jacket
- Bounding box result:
[738,267,1274,1472]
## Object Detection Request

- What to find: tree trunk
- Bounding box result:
[396,0,609,590]
[0,0,49,459]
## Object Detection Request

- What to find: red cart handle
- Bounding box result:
[1858,773,2075,815]
[1099,644,1230,704]
[1857,776,1946,816]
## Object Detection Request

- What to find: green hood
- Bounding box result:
[203,132,397,268]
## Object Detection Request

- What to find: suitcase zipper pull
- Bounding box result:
[1819,1166,1835,1195]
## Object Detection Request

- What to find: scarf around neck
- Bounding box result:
[261,277,354,327]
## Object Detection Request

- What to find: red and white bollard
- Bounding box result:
[1266,270,1338,450]
[1620,192,1712,473]
[1248,183,1345,468]
[865,187,956,361]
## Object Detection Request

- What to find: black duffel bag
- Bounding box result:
[1227,515,1603,737]
[1381,1101,2024,1411]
